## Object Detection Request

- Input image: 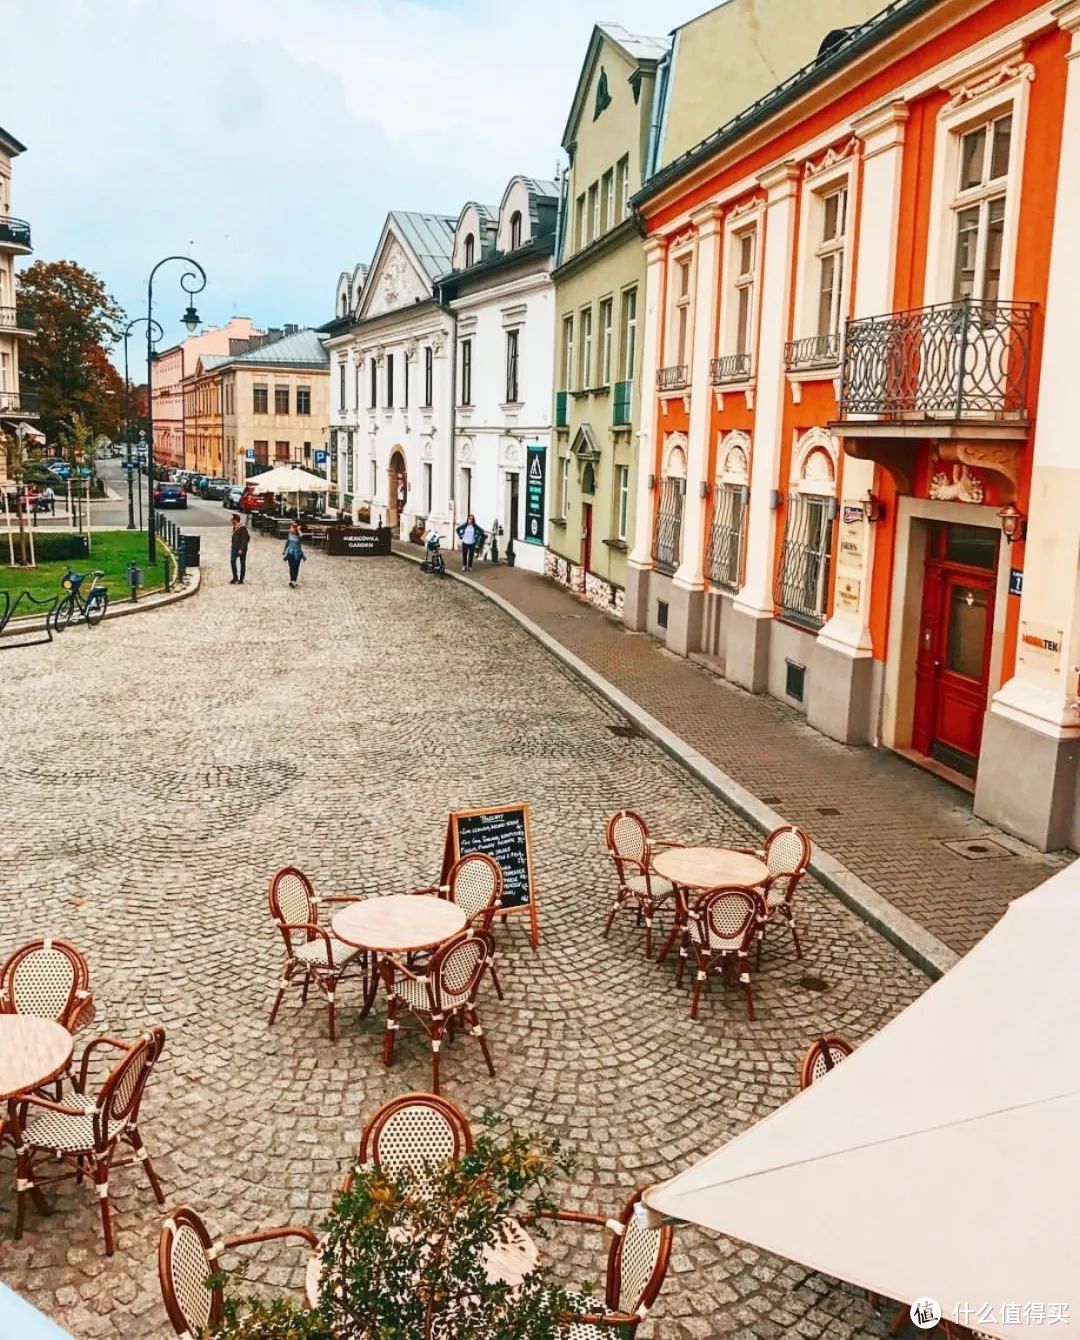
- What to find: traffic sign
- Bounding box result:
[315,450,327,465]
[245,448,255,462]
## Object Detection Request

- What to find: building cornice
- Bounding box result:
[551,216,640,283]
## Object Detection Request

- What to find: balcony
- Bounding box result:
[612,379,633,427]
[0,307,35,335]
[657,364,689,392]
[0,217,32,253]
[785,332,839,371]
[555,390,569,429]
[0,391,39,418]
[709,353,752,385]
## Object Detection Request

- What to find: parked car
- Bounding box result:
[238,488,265,514]
[223,485,246,510]
[153,482,187,509]
[199,476,230,500]
[46,462,71,480]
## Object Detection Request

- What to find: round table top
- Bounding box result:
[652,845,769,890]
[0,1016,74,1101]
[332,894,467,954]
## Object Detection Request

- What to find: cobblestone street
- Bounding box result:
[0,534,928,1338]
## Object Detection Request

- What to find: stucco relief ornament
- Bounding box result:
[929,461,985,503]
[382,254,406,306]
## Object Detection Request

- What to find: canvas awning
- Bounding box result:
[246,465,331,494]
[643,864,1080,1338]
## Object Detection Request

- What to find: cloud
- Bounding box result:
[2,0,694,349]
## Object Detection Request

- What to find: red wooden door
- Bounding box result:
[912,525,997,776]
[581,502,593,574]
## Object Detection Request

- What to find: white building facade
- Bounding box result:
[434,177,558,573]
[324,212,457,540]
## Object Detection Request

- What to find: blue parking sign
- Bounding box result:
[315,450,327,465]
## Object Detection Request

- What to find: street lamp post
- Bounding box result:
[122,316,163,531]
[145,256,206,565]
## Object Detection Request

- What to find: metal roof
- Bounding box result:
[0,124,27,157]
[389,211,456,281]
[226,328,329,367]
[597,23,670,63]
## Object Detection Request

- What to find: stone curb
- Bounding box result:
[0,563,201,639]
[393,545,959,980]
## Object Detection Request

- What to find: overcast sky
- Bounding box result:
[3,0,697,354]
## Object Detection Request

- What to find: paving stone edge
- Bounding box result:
[394,548,959,981]
[0,563,201,639]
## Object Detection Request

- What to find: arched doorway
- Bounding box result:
[388,449,407,535]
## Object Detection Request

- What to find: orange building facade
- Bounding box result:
[625,0,1080,850]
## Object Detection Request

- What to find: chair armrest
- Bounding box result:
[650,839,684,850]
[76,1035,130,1091]
[729,845,766,860]
[225,1224,319,1251]
[410,884,446,896]
[384,956,423,983]
[320,895,365,905]
[524,1208,610,1229]
[15,1093,93,1121]
[565,1311,642,1327]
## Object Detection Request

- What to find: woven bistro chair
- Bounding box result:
[0,937,95,1033]
[799,1035,854,1090]
[383,929,496,1094]
[677,886,762,1021]
[267,865,369,1042]
[341,1091,474,1196]
[555,1189,673,1337]
[414,852,505,998]
[604,810,681,958]
[159,1204,318,1337]
[734,825,811,964]
[11,1026,167,1255]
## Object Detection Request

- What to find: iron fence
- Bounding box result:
[709,353,752,385]
[775,492,834,630]
[651,478,683,573]
[840,298,1035,418]
[657,365,689,392]
[784,332,839,370]
[705,485,747,592]
[0,217,32,249]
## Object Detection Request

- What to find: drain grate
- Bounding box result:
[939,837,1013,861]
[607,723,641,739]
[799,974,830,993]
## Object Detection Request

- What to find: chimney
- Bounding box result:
[284,323,299,335]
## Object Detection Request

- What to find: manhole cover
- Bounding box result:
[799,974,830,993]
[816,806,841,816]
[607,723,640,739]
[939,837,1013,861]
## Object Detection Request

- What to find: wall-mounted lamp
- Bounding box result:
[678,477,687,497]
[826,497,839,522]
[699,480,710,499]
[769,488,782,511]
[863,490,885,523]
[998,503,1027,544]
[647,473,656,491]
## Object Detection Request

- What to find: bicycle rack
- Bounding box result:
[0,589,60,649]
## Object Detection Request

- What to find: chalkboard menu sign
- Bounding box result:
[326,526,392,557]
[442,804,539,947]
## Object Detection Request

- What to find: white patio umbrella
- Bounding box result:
[642,862,1080,1338]
[246,465,331,521]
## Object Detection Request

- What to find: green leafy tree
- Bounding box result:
[15,259,126,443]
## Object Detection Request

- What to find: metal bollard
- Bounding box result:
[127,562,143,603]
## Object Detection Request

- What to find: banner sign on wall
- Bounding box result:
[524,444,546,545]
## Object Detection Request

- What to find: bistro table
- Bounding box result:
[0,1016,74,1152]
[331,894,468,1014]
[652,845,770,963]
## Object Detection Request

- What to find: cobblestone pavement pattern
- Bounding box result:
[0,533,929,1338]
[452,558,1070,956]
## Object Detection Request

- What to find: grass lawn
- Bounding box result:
[0,530,176,608]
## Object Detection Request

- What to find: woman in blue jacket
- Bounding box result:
[283,523,306,587]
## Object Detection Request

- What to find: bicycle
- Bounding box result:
[53,569,109,631]
[418,531,446,577]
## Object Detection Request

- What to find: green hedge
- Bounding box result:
[0,532,89,564]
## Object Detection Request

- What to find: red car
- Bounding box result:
[238,488,266,513]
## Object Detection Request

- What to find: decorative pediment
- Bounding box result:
[804,138,858,179]
[570,424,601,461]
[359,231,430,321]
[943,61,1034,114]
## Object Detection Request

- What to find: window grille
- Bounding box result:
[652,477,683,573]
[705,485,747,591]
[776,492,834,629]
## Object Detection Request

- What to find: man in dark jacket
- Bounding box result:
[230,514,250,585]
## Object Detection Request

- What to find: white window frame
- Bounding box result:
[617,156,630,219]
[793,160,856,349]
[599,297,613,386]
[579,306,593,390]
[667,249,695,370]
[615,463,629,541]
[562,315,575,391]
[923,62,1031,307]
[602,169,614,233]
[589,183,600,244]
[559,454,571,517]
[720,203,763,367]
[620,287,637,383]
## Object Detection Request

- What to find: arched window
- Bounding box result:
[652,435,687,573]
[464,234,475,268]
[776,428,839,628]
[509,211,522,250]
[340,294,348,316]
[707,431,751,592]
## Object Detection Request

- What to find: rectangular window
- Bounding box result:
[579,307,593,389]
[296,386,311,415]
[575,194,586,251]
[370,460,378,498]
[706,484,748,592]
[776,493,835,629]
[615,464,629,541]
[355,362,361,410]
[386,353,395,408]
[253,439,269,464]
[562,315,574,391]
[337,365,345,410]
[599,298,613,386]
[733,229,757,356]
[617,155,630,219]
[673,256,692,366]
[588,183,599,243]
[560,455,571,516]
[423,461,433,513]
[505,329,520,403]
[652,477,683,573]
[403,354,409,408]
[424,346,433,407]
[370,359,377,409]
[952,112,1011,303]
[460,338,473,405]
[815,186,848,337]
[254,384,268,414]
[601,169,614,233]
[620,288,637,381]
[274,440,289,461]
[274,385,289,415]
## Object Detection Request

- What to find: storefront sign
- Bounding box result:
[839,503,865,566]
[836,575,861,614]
[524,444,546,545]
[442,804,539,947]
[1009,567,1023,597]
[1018,621,1064,673]
[325,526,391,557]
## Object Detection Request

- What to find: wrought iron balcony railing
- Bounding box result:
[0,307,36,332]
[709,353,752,385]
[0,391,40,416]
[657,364,689,392]
[0,217,32,250]
[785,332,839,371]
[840,298,1035,420]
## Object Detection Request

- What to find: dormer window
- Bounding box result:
[509,211,522,250]
[464,234,475,268]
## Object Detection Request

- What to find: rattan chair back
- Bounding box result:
[606,809,650,879]
[269,866,318,945]
[606,1189,674,1319]
[159,1205,222,1335]
[429,930,492,1013]
[359,1092,473,1181]
[97,1027,165,1149]
[446,853,503,928]
[799,1036,854,1090]
[688,887,760,952]
[763,826,811,908]
[0,938,86,1026]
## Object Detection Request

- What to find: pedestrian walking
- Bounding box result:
[455,513,485,571]
[283,522,306,588]
[230,514,250,585]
